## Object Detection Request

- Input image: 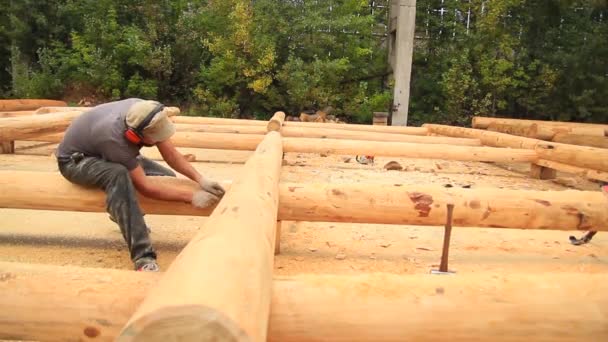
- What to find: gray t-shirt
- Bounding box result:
[57,98,143,170]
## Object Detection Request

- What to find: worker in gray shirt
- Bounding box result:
[56,98,225,271]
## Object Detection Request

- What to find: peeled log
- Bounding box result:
[487,122,531,137]
[27,132,514,162]
[32,124,480,146]
[0,112,81,141]
[2,171,608,231]
[279,183,608,231]
[536,159,608,182]
[119,132,283,342]
[529,124,605,140]
[423,124,539,149]
[1,262,606,342]
[0,99,67,111]
[279,127,480,145]
[472,116,608,135]
[267,111,286,132]
[535,141,608,172]
[282,137,536,163]
[552,133,608,149]
[34,106,89,114]
[172,115,429,135]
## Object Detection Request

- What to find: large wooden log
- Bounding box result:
[529,124,605,140]
[473,116,608,135]
[172,115,429,135]
[267,111,286,132]
[424,124,608,172]
[535,140,608,172]
[119,132,283,341]
[536,159,608,182]
[279,182,608,231]
[1,262,606,342]
[423,124,539,149]
[0,99,67,111]
[280,127,480,145]
[31,124,480,146]
[27,131,517,162]
[487,122,531,137]
[34,106,89,114]
[0,111,81,141]
[552,133,608,149]
[488,122,604,140]
[2,171,608,230]
[281,137,535,163]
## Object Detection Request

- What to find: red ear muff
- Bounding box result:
[125,128,143,144]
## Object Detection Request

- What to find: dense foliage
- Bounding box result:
[1,0,606,124]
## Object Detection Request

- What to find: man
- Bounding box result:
[56,98,225,271]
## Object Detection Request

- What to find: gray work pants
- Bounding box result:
[57,155,176,264]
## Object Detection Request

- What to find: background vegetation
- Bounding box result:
[1,0,606,125]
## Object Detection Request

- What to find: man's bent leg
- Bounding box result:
[58,157,156,266]
[137,156,176,177]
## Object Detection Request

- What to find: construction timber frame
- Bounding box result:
[0,103,607,341]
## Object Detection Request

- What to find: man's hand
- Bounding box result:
[192,191,220,208]
[199,178,226,197]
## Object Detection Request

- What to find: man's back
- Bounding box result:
[57,98,142,170]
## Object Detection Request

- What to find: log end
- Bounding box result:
[118,305,250,342]
[267,111,286,132]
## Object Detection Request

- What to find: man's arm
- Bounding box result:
[130,166,219,208]
[129,165,193,202]
[157,139,226,197]
[156,139,203,183]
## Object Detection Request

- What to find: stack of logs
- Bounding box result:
[473,116,608,149]
[423,117,608,182]
[0,101,607,341]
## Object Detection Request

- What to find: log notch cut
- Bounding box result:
[424,124,608,175]
[118,131,283,342]
[472,116,608,136]
[1,262,607,342]
[0,99,67,111]
[172,115,429,135]
[2,171,608,231]
[267,111,286,132]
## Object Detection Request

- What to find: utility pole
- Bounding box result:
[388,0,416,126]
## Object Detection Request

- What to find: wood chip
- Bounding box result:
[383,161,403,171]
[335,253,347,260]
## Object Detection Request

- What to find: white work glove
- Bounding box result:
[191,191,220,209]
[199,178,226,198]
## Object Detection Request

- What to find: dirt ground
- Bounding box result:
[0,141,606,276]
